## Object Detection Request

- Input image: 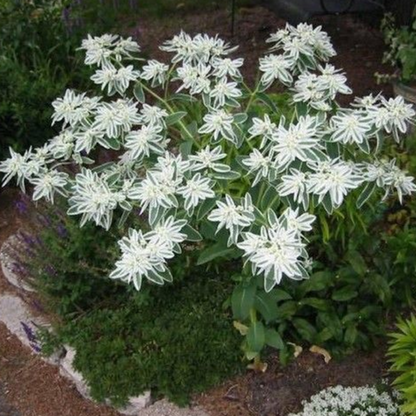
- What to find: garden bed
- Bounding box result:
[0,4,407,416]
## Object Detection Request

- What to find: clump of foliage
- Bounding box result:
[56,276,243,406]
[379,5,416,84]
[0,0,86,158]
[12,200,242,406]
[388,315,416,416]
[288,385,401,416]
[2,23,415,379]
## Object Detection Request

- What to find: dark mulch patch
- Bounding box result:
[198,347,388,416]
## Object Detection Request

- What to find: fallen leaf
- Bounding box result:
[233,321,249,336]
[288,342,303,357]
[310,345,332,364]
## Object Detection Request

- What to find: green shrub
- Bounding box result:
[13,201,242,406]
[56,275,243,406]
[0,0,88,158]
[388,315,416,416]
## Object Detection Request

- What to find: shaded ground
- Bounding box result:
[198,347,388,416]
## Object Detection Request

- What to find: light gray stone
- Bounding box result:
[137,399,210,416]
[0,234,34,292]
[116,392,153,415]
[0,294,46,351]
[59,345,92,400]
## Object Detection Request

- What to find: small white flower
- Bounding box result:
[212,57,244,79]
[238,222,306,290]
[177,173,215,212]
[30,170,68,203]
[80,34,119,67]
[198,109,236,144]
[209,77,242,108]
[128,171,177,214]
[189,145,229,173]
[91,63,140,95]
[138,104,169,126]
[259,54,294,88]
[68,169,119,230]
[282,207,316,233]
[270,115,323,170]
[242,149,272,186]
[330,111,372,145]
[307,160,362,209]
[208,194,255,246]
[145,216,187,248]
[140,60,170,86]
[49,130,76,160]
[124,124,165,161]
[0,147,32,189]
[276,168,309,210]
[248,114,276,141]
[110,228,173,291]
[176,62,211,95]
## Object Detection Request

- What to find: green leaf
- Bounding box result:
[166,111,187,126]
[298,271,333,294]
[345,250,367,275]
[300,297,331,311]
[254,292,279,323]
[265,328,284,350]
[169,93,196,103]
[256,92,278,113]
[344,325,358,345]
[247,321,265,352]
[182,224,202,242]
[318,311,343,340]
[133,83,145,103]
[103,137,121,150]
[356,182,377,208]
[179,140,193,159]
[213,170,241,180]
[233,113,248,124]
[276,301,298,320]
[271,288,292,302]
[293,318,317,343]
[196,242,237,265]
[197,198,218,220]
[231,281,257,320]
[332,286,358,302]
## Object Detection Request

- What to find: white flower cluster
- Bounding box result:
[288,385,401,416]
[1,24,415,292]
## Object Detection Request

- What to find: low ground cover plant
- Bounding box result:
[2,22,416,397]
[288,385,401,416]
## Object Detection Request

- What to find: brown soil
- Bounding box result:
[198,347,388,416]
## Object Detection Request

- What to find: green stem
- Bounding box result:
[249,307,262,369]
[140,82,200,149]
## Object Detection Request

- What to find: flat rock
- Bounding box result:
[59,346,92,400]
[0,294,46,352]
[0,234,34,292]
[137,399,209,416]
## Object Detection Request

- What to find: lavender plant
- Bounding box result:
[1,24,415,364]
